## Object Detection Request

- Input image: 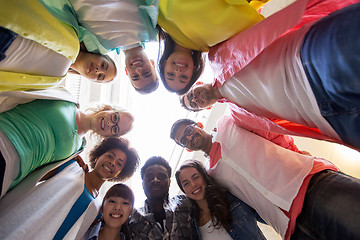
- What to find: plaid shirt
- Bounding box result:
[129,195,193,240]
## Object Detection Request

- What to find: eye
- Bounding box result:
[112,126,120,136]
[182,182,188,187]
[101,62,106,69]
[122,201,130,205]
[112,112,119,123]
[116,161,123,167]
[109,199,116,203]
[107,154,113,158]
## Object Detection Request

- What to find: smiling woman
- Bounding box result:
[69,50,117,83]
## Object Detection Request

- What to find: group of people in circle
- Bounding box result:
[1,0,360,239]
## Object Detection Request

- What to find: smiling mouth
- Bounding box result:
[103,165,112,174]
[192,188,201,194]
[101,118,105,130]
[131,59,142,67]
[110,213,123,219]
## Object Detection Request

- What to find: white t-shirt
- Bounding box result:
[218,23,340,141]
[0,35,71,77]
[199,219,233,240]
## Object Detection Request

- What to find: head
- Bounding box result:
[175,160,209,202]
[101,183,134,229]
[89,137,140,182]
[140,156,172,201]
[180,82,218,111]
[170,119,212,152]
[124,46,159,94]
[175,160,232,228]
[157,28,205,95]
[86,104,134,137]
[72,51,117,83]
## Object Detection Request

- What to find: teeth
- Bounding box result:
[193,189,200,194]
[111,214,121,218]
[104,166,111,172]
[132,60,141,66]
[101,119,105,130]
[176,63,185,67]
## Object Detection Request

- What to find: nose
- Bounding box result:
[152,176,160,183]
[114,203,121,210]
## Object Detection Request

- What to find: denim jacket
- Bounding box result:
[191,192,266,240]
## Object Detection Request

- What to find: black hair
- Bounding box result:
[140,156,172,179]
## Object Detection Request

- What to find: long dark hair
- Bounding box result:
[175,160,232,228]
[157,25,205,95]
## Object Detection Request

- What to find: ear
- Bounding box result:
[150,59,155,68]
[124,67,128,75]
[196,122,204,129]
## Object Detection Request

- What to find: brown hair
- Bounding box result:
[175,159,232,228]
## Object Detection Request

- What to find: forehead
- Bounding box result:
[144,164,169,176]
[179,167,199,180]
[107,148,126,160]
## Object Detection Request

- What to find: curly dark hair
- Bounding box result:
[140,156,172,180]
[157,25,205,95]
[170,118,196,141]
[175,159,232,228]
[89,137,140,182]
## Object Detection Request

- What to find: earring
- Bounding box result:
[195,81,203,85]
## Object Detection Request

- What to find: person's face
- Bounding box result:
[125,49,157,90]
[79,53,116,83]
[183,83,217,110]
[102,196,133,228]
[93,149,127,180]
[164,51,194,91]
[173,124,211,151]
[179,167,206,202]
[90,111,133,137]
[142,165,171,201]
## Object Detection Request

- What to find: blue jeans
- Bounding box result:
[300,3,360,149]
[291,170,360,240]
[0,27,17,62]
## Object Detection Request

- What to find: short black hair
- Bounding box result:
[133,77,160,94]
[170,119,196,141]
[140,156,172,179]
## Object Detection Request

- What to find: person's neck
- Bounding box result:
[147,197,167,224]
[70,51,85,73]
[99,224,123,240]
[212,86,224,101]
[202,135,213,155]
[75,110,91,137]
[84,171,105,198]
[173,43,193,54]
[123,45,143,55]
[196,199,211,226]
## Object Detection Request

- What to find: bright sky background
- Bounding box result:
[68,41,218,208]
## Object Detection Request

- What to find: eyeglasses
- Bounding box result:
[186,91,199,110]
[111,112,120,136]
[179,124,195,147]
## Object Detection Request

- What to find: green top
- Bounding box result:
[0,99,82,189]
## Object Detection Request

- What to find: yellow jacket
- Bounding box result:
[0,0,79,91]
[158,0,265,52]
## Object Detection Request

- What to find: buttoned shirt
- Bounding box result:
[129,195,193,240]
